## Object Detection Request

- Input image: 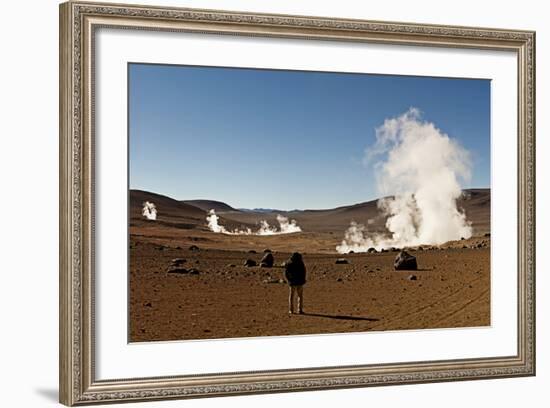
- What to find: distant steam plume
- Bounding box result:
[207,210,301,235]
[337,108,472,253]
[142,201,157,220]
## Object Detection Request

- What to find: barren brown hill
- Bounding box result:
[130,190,256,231]
[130,188,490,236]
[218,188,490,235]
[181,199,237,213]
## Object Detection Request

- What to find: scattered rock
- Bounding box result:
[335,258,349,264]
[462,245,468,249]
[260,252,274,268]
[170,258,186,266]
[167,267,190,274]
[390,247,400,252]
[248,249,257,254]
[244,259,257,267]
[417,246,424,251]
[394,250,418,270]
[336,278,343,282]
[188,268,200,275]
[461,237,465,240]
[263,248,272,253]
[188,245,200,251]
[227,264,236,268]
[144,302,152,307]
[367,247,377,253]
[348,250,355,254]
[484,233,491,237]
[408,274,418,281]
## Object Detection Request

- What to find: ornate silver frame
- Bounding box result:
[59,1,536,405]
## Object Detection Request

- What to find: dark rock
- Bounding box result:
[144,302,152,307]
[367,247,377,253]
[417,246,424,251]
[188,268,200,275]
[336,278,343,282]
[227,264,236,268]
[348,250,355,254]
[244,259,257,267]
[461,237,465,240]
[484,233,491,237]
[260,252,274,268]
[248,250,257,254]
[167,267,189,274]
[170,258,186,266]
[408,274,418,281]
[335,258,349,264]
[394,250,418,270]
[188,245,200,251]
[263,248,272,253]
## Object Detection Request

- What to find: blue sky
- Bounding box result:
[129,63,490,210]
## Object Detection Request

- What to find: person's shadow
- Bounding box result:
[301,312,379,322]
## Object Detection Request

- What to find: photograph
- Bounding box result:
[128,63,491,343]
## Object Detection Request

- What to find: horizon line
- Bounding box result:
[130,186,491,212]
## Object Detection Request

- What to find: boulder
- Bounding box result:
[408,274,418,281]
[367,247,377,253]
[244,259,257,267]
[335,258,349,264]
[394,250,418,270]
[260,252,274,268]
[263,248,272,253]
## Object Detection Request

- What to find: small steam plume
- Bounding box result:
[276,214,302,234]
[207,210,301,235]
[337,108,472,253]
[142,201,157,220]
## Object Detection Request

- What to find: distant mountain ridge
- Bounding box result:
[182,200,237,213]
[130,188,490,235]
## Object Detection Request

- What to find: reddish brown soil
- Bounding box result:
[129,234,490,342]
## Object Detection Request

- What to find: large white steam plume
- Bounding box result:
[337,108,472,253]
[142,201,157,221]
[207,210,301,235]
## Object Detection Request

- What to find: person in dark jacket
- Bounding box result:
[284,252,306,314]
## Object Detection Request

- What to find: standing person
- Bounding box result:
[284,252,306,315]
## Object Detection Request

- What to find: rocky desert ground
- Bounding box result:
[129,188,490,342]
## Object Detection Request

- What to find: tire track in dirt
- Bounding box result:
[370,274,486,330]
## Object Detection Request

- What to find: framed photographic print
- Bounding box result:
[59,1,536,405]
